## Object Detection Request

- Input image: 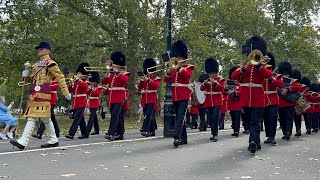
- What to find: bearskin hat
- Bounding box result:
[310,83,319,92]
[76,62,90,75]
[228,66,238,79]
[171,40,188,59]
[205,58,219,74]
[300,77,311,88]
[290,69,301,82]
[278,61,292,75]
[245,35,268,55]
[198,73,208,83]
[266,52,276,70]
[89,71,100,83]
[143,58,156,75]
[110,51,126,67]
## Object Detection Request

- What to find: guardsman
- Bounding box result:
[290,69,303,136]
[116,88,129,140]
[219,93,228,130]
[226,67,242,137]
[32,77,60,139]
[189,93,199,129]
[101,51,129,141]
[310,84,320,132]
[138,58,161,137]
[231,35,273,153]
[277,61,300,140]
[65,63,90,140]
[10,41,71,150]
[301,77,313,134]
[262,52,283,145]
[163,40,194,147]
[200,58,224,142]
[86,71,103,136]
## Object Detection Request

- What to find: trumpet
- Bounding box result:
[66,74,91,83]
[231,50,270,67]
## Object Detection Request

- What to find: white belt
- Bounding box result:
[205,92,222,95]
[265,91,277,95]
[50,91,57,94]
[171,83,190,87]
[73,94,87,97]
[241,83,263,88]
[89,97,100,99]
[140,90,157,94]
[109,87,125,90]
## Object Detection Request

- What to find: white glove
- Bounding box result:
[22,70,29,77]
[64,93,72,100]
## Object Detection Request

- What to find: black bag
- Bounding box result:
[224,80,239,100]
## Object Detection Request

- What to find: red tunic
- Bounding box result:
[304,90,315,113]
[231,64,273,107]
[88,85,102,109]
[122,89,130,110]
[221,94,228,113]
[279,79,300,107]
[263,74,283,106]
[200,77,225,107]
[138,75,161,105]
[50,77,59,105]
[69,80,89,109]
[227,83,242,111]
[101,72,129,107]
[163,64,194,101]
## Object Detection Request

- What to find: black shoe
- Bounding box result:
[90,132,99,135]
[248,141,257,154]
[306,129,311,135]
[199,128,207,131]
[180,139,187,145]
[31,134,42,139]
[173,139,180,147]
[10,140,25,150]
[41,142,59,148]
[78,135,89,139]
[294,131,301,136]
[219,127,224,130]
[242,130,249,134]
[271,139,278,146]
[231,132,239,137]
[65,134,74,140]
[257,144,261,150]
[148,132,155,137]
[114,135,124,140]
[210,136,218,142]
[140,128,144,132]
[285,133,291,140]
[105,134,114,141]
[264,138,272,144]
[312,129,318,132]
[141,132,148,137]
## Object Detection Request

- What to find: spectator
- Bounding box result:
[0,96,18,139]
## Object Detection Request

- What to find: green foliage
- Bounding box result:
[0,0,319,113]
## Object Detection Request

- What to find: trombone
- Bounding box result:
[84,60,127,73]
[146,57,191,74]
[231,50,270,67]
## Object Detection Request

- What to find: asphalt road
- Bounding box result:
[0,125,319,180]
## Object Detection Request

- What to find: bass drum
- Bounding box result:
[195,82,206,104]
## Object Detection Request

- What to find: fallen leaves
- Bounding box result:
[240,176,252,179]
[61,174,76,177]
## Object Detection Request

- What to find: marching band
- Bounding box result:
[8,37,320,154]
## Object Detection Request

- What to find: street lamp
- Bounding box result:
[163,0,175,137]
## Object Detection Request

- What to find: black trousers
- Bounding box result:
[207,106,220,136]
[153,111,158,130]
[312,112,319,130]
[293,111,302,133]
[278,106,294,136]
[303,113,312,131]
[173,100,188,140]
[243,107,264,145]
[231,110,241,133]
[191,114,198,127]
[37,105,60,136]
[141,104,155,133]
[107,103,123,136]
[263,105,278,138]
[199,108,207,130]
[68,108,88,137]
[219,112,225,129]
[86,108,100,134]
[119,109,126,134]
[186,111,191,126]
[241,111,250,131]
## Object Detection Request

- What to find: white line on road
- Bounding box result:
[0,129,233,156]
